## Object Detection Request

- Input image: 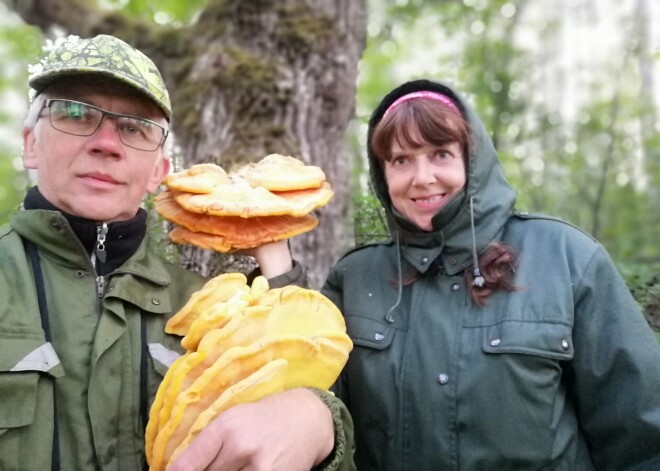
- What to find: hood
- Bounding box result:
[367,79,516,276]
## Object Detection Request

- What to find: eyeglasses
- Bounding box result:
[41,99,169,152]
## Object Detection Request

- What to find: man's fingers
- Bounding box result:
[166,426,224,471]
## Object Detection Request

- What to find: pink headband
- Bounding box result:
[383,91,460,117]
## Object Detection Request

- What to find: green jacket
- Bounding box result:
[0,207,353,471]
[323,80,660,470]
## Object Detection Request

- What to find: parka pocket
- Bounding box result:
[0,332,64,470]
[481,320,574,360]
[345,314,396,350]
[466,321,575,461]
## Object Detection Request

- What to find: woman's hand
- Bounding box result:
[242,240,293,279]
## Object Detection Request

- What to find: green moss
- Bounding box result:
[212,46,279,94]
[275,4,335,54]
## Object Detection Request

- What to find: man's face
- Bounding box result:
[23,84,170,222]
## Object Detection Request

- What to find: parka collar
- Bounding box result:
[367,79,516,276]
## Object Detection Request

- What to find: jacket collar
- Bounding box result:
[22,186,147,276]
[14,189,171,283]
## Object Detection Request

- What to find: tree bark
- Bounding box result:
[11,0,367,288]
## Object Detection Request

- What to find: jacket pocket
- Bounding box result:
[345,314,396,350]
[0,332,64,470]
[481,320,574,360]
[466,321,575,462]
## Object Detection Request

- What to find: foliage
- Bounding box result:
[352,186,387,247]
[619,261,660,333]
[0,9,43,224]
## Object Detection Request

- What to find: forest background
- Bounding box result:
[0,0,658,338]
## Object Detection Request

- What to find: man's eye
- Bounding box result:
[119,118,151,137]
[121,124,140,136]
[63,104,89,120]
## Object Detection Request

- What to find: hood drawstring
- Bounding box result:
[385,230,403,323]
[470,196,485,288]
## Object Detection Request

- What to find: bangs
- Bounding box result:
[371,99,469,162]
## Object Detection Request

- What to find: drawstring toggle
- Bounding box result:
[472,267,485,288]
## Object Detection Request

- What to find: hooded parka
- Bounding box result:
[0,192,353,471]
[322,79,660,471]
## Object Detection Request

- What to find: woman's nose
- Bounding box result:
[411,158,436,185]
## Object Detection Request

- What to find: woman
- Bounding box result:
[322,79,660,470]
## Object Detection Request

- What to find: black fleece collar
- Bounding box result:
[23,186,147,275]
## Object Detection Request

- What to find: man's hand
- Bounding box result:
[166,388,334,471]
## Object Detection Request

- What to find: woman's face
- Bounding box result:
[384,139,466,231]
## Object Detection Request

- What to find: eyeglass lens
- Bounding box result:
[47,99,165,151]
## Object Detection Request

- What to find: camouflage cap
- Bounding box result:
[28,34,171,118]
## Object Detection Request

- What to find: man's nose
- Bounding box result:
[87,116,123,154]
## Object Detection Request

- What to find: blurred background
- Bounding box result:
[0,0,658,333]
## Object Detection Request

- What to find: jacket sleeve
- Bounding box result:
[309,388,356,471]
[247,260,308,289]
[569,245,660,470]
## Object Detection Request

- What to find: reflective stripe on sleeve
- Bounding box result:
[11,342,61,373]
[148,343,181,368]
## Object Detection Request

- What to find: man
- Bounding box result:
[0,34,353,470]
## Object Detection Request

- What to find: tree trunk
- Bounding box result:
[11,0,367,288]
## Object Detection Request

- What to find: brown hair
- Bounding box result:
[371,98,471,166]
[372,98,517,306]
[465,243,518,306]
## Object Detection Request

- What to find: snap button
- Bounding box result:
[450,258,457,265]
[561,339,569,350]
[75,270,85,279]
[151,298,160,306]
[421,256,429,264]
[450,283,460,291]
[437,373,449,385]
[384,314,394,324]
[374,332,385,341]
[490,338,501,347]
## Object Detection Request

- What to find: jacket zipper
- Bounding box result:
[90,223,108,298]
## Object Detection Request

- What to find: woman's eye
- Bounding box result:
[434,150,451,160]
[391,156,408,166]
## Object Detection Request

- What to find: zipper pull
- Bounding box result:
[96,275,105,298]
[95,223,108,264]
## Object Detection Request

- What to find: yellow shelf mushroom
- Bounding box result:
[146,275,352,471]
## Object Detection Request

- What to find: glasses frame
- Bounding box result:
[41,98,169,152]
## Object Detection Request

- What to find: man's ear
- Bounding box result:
[146,156,171,194]
[23,128,38,169]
